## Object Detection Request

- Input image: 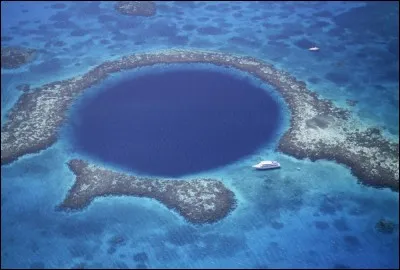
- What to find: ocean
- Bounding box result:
[1,1,399,269]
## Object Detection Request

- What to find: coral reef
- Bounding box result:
[59,159,236,224]
[375,218,396,234]
[115,1,156,17]
[1,49,398,191]
[1,46,37,69]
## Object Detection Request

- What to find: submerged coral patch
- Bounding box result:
[1,46,37,69]
[196,26,224,35]
[16,83,31,93]
[50,3,67,9]
[294,38,315,49]
[146,20,178,37]
[182,24,196,31]
[115,1,156,17]
[70,29,89,37]
[375,218,396,234]
[1,36,13,42]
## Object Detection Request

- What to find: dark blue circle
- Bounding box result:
[70,68,282,177]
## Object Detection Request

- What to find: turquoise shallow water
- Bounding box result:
[1,1,399,269]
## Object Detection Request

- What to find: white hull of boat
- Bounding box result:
[252,161,281,170]
[309,46,320,51]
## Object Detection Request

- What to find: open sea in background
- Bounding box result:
[1,1,399,269]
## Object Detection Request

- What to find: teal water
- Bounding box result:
[1,1,399,269]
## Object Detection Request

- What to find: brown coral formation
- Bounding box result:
[59,159,236,224]
[114,1,156,17]
[1,46,37,69]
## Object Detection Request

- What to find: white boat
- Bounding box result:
[252,160,281,170]
[309,46,320,51]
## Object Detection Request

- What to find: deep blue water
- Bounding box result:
[70,68,281,177]
[1,1,399,269]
